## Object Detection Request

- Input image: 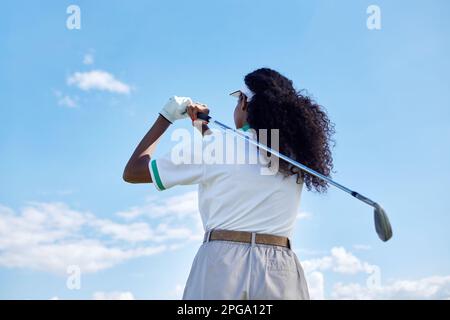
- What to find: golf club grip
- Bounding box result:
[197,113,211,121]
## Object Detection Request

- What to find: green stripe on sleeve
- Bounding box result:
[151,159,165,191]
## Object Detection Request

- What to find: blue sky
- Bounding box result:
[0,0,449,299]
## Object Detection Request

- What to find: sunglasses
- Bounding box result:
[229,90,250,102]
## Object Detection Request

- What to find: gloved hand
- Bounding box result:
[159,96,193,123]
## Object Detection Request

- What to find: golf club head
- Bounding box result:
[374,204,393,242]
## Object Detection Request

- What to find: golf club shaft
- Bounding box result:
[198,113,377,208]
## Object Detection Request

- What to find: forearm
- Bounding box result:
[129,115,170,160]
[123,115,171,183]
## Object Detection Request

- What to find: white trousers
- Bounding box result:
[182,231,310,300]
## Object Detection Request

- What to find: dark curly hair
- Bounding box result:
[245,68,335,193]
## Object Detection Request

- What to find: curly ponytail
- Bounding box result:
[245,68,335,193]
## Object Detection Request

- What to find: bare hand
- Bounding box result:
[186,102,209,124]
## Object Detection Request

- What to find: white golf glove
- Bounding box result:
[159,96,193,123]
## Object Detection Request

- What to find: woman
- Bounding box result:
[123,68,335,299]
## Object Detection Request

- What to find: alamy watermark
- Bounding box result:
[66,5,81,30]
[366,265,382,289]
[367,5,382,30]
[66,265,81,290]
[169,124,280,176]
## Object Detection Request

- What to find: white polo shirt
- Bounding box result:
[149,127,303,238]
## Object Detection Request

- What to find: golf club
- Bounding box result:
[196,112,393,242]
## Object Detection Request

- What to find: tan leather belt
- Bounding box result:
[204,229,291,249]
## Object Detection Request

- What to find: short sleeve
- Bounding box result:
[149,151,204,191]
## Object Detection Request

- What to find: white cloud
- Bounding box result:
[40,189,75,196]
[301,246,380,299]
[116,191,204,242]
[353,244,371,251]
[296,211,312,220]
[91,219,155,243]
[167,283,185,300]
[58,95,78,108]
[93,291,135,300]
[175,284,185,297]
[301,246,450,300]
[54,90,78,108]
[331,276,450,300]
[302,246,376,275]
[67,70,131,94]
[295,248,328,257]
[0,239,166,274]
[83,53,94,65]
[117,192,199,220]
[0,195,203,274]
[306,271,325,300]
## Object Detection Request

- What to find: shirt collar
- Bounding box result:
[240,123,251,132]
